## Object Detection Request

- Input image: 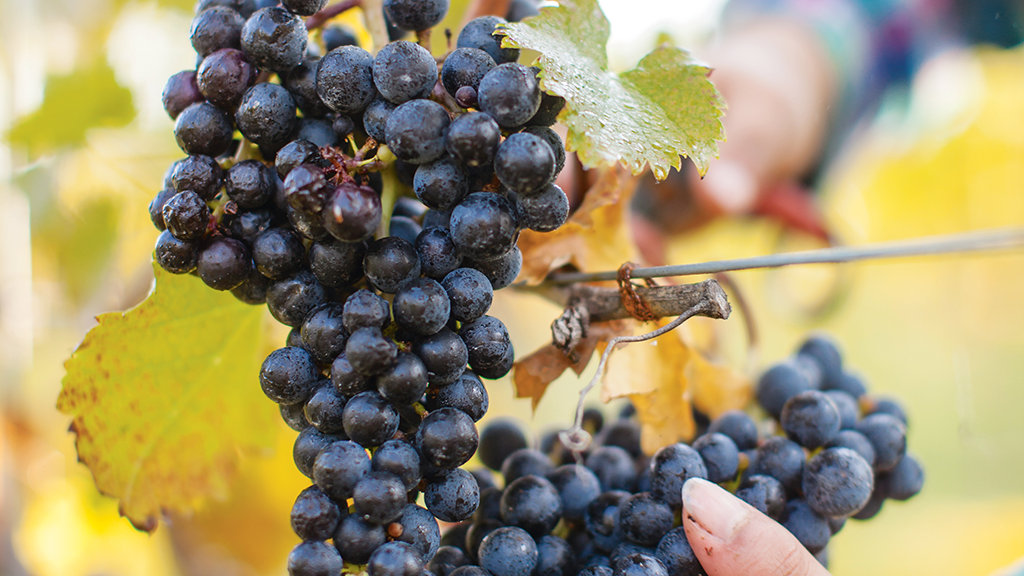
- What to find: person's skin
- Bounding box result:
[682,478,832,576]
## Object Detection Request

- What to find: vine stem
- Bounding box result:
[545,226,1024,285]
[305,0,362,30]
[557,280,731,452]
[362,0,389,52]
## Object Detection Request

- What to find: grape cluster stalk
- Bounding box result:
[151,1,923,574]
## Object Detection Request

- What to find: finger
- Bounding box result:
[682,478,831,576]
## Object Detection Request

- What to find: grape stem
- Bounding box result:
[558,279,731,453]
[305,0,363,31]
[362,0,389,52]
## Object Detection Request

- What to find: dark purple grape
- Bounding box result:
[353,470,407,524]
[334,515,387,564]
[413,327,468,385]
[450,192,518,261]
[260,346,319,405]
[231,267,273,304]
[521,125,565,176]
[441,47,496,98]
[241,6,307,71]
[266,270,327,326]
[162,70,203,119]
[323,23,358,51]
[284,59,333,117]
[301,302,348,364]
[478,63,541,127]
[291,485,343,541]
[342,289,391,332]
[282,162,329,210]
[197,48,256,109]
[282,0,327,16]
[174,102,234,157]
[494,132,554,195]
[163,190,210,241]
[363,236,421,293]
[377,351,428,405]
[393,277,451,336]
[236,82,297,149]
[346,326,398,376]
[226,159,275,208]
[416,407,479,469]
[197,236,252,290]
[287,541,342,576]
[469,246,521,290]
[518,183,568,232]
[383,0,449,31]
[736,474,786,520]
[373,439,422,491]
[323,182,381,242]
[190,6,244,57]
[154,230,198,274]
[373,40,438,104]
[385,99,451,164]
[442,267,493,322]
[363,96,397,142]
[343,390,400,447]
[425,468,481,522]
[528,92,566,127]
[330,353,371,396]
[317,45,376,115]
[457,16,519,64]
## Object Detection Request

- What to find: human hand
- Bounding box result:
[682,478,831,576]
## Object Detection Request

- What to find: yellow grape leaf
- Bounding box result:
[512,320,632,410]
[686,351,753,420]
[600,320,696,453]
[517,166,640,284]
[57,263,276,531]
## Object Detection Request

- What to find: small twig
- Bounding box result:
[557,280,731,453]
[416,27,433,51]
[305,0,362,31]
[362,0,389,52]
[713,272,758,350]
[545,227,1024,285]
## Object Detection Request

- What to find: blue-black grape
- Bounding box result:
[373,40,438,104]
[300,302,348,364]
[284,59,333,118]
[547,464,602,523]
[309,237,366,288]
[478,526,538,576]
[174,102,235,157]
[416,226,463,279]
[323,181,382,242]
[197,236,253,290]
[425,467,481,522]
[442,267,493,323]
[707,410,759,451]
[260,346,320,404]
[343,289,391,332]
[155,230,198,274]
[363,96,398,142]
[253,227,304,279]
[457,16,519,64]
[427,371,489,421]
[826,429,876,468]
[735,474,786,520]
[317,45,377,115]
[393,503,442,560]
[287,541,343,576]
[442,47,496,98]
[413,327,468,385]
[468,245,521,290]
[163,190,210,241]
[494,132,554,195]
[282,0,327,16]
[304,382,347,434]
[353,470,408,524]
[749,436,806,497]
[824,390,859,430]
[877,452,923,501]
[367,541,424,576]
[782,499,830,554]
[383,0,449,31]
[364,236,422,293]
[756,360,814,419]
[291,484,344,541]
[241,7,307,71]
[527,92,566,127]
[386,99,451,164]
[171,154,223,201]
[781,390,841,449]
[236,83,297,148]
[312,439,371,500]
[802,447,874,518]
[414,157,470,211]
[416,407,479,469]
[376,351,428,405]
[295,118,338,147]
[521,125,565,176]
[459,315,512,375]
[585,490,629,552]
[190,6,244,57]
[854,413,907,472]
[334,514,387,564]
[826,371,868,399]
[346,327,398,376]
[446,112,501,168]
[393,277,451,336]
[535,535,575,576]
[450,192,518,261]
[150,188,176,231]
[266,270,326,327]
[323,23,358,51]
[692,432,740,483]
[293,426,346,478]
[586,446,637,492]
[654,527,702,576]
[477,418,529,471]
[867,396,909,425]
[614,553,669,576]
[518,183,568,232]
[373,439,422,491]
[478,63,541,127]
[343,390,400,447]
[226,159,275,208]
[798,334,843,390]
[649,443,707,508]
[618,492,673,547]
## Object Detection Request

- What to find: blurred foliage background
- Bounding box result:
[1,0,1023,574]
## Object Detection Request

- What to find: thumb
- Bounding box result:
[682,478,831,576]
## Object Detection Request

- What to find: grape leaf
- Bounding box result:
[498,0,725,179]
[7,59,135,156]
[57,263,275,531]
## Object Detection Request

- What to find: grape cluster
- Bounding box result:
[416,335,923,576]
[154,0,562,574]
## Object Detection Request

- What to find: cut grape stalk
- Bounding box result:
[544,226,1024,284]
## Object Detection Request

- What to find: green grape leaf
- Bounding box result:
[499,0,725,179]
[7,59,135,156]
[57,263,276,532]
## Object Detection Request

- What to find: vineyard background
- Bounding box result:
[1,0,1023,574]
